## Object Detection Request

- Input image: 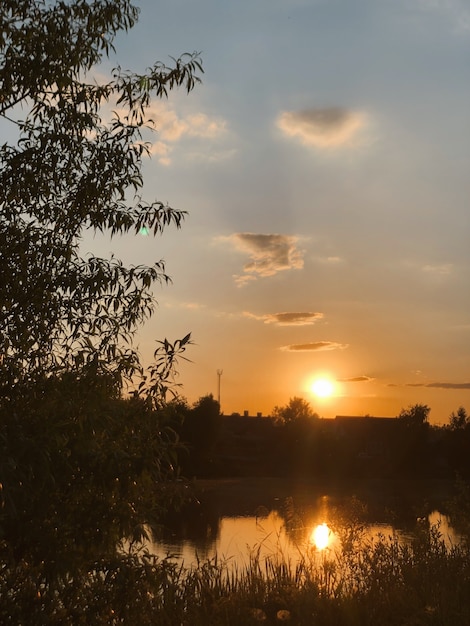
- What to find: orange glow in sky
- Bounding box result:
[82,0,470,426]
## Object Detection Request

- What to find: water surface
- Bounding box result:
[149,478,460,568]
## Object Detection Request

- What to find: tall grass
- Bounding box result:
[2,517,470,625]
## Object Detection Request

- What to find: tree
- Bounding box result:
[1,0,201,391]
[449,406,469,431]
[396,404,430,476]
[181,394,221,474]
[272,396,318,425]
[443,407,470,479]
[0,0,202,603]
[271,397,319,477]
[398,404,431,427]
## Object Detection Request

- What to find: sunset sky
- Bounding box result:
[87,0,470,423]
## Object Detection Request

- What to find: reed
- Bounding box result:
[2,517,470,625]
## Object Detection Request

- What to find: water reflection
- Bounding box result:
[310,523,331,550]
[149,479,460,569]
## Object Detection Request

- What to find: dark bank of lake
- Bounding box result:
[148,477,462,568]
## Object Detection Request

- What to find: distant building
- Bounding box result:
[331,415,399,462]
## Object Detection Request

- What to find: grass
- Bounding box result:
[2,517,470,625]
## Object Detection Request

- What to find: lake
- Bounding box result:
[147,477,461,569]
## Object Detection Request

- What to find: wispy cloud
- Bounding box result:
[276,107,366,149]
[422,263,453,276]
[148,140,172,166]
[281,341,349,352]
[406,381,470,389]
[149,105,227,141]
[315,255,343,264]
[185,148,238,163]
[164,301,206,310]
[220,233,304,286]
[145,103,227,165]
[244,311,323,326]
[338,376,374,383]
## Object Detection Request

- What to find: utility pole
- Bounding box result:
[216,369,223,409]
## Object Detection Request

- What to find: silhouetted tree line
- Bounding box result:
[159,394,222,476]
[170,396,470,481]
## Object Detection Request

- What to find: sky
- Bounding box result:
[85,0,470,423]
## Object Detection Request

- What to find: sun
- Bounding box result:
[311,378,334,398]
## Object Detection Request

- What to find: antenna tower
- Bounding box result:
[216,369,223,408]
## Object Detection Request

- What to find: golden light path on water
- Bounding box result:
[146,508,460,570]
[148,513,343,567]
[310,523,331,550]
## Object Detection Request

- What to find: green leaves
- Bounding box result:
[135,334,194,409]
[0,1,140,115]
[0,1,202,387]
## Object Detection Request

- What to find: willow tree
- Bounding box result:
[1,0,200,387]
[0,0,201,595]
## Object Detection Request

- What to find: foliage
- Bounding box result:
[0,0,202,592]
[272,397,319,425]
[0,0,202,387]
[2,516,470,625]
[182,394,221,450]
[0,375,189,572]
[449,406,469,431]
[397,403,430,426]
[270,398,320,478]
[176,394,221,475]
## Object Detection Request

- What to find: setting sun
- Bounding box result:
[311,378,334,398]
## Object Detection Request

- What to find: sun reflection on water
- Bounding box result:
[310,523,331,550]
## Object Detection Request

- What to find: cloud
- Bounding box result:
[422,263,453,276]
[148,140,172,166]
[315,255,343,264]
[144,103,227,164]
[149,105,227,141]
[406,381,470,390]
[428,382,470,389]
[92,72,229,166]
[244,311,323,326]
[281,341,349,352]
[164,301,206,310]
[277,107,366,149]
[186,113,227,138]
[186,148,238,163]
[221,233,304,285]
[235,274,258,287]
[338,376,374,383]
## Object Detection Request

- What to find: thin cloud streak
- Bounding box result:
[281,341,349,352]
[163,301,206,310]
[315,255,343,264]
[244,311,324,326]
[338,376,374,383]
[406,382,470,390]
[422,263,453,276]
